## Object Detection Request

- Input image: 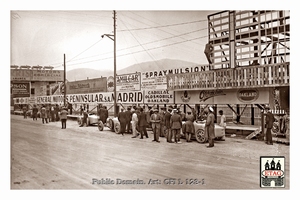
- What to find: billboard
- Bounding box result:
[11,82,30,98]
[66,77,107,94]
[11,69,64,82]
[116,72,141,91]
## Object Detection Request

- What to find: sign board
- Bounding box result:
[11,69,64,82]
[66,77,107,94]
[174,88,270,104]
[11,82,30,98]
[141,65,210,90]
[144,89,174,104]
[116,72,141,91]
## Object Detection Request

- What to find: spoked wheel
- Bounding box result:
[195,129,207,143]
[98,121,104,131]
[114,123,121,134]
[107,119,114,130]
[77,117,82,125]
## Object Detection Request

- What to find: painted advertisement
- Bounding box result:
[11,69,64,82]
[175,88,270,104]
[11,82,30,98]
[66,77,107,94]
[144,89,174,104]
[141,65,210,90]
[116,72,141,91]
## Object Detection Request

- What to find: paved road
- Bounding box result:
[11,115,290,189]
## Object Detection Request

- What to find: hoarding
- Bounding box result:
[175,88,270,104]
[116,72,141,91]
[11,69,64,82]
[11,82,30,98]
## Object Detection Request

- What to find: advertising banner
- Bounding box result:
[116,72,141,91]
[11,82,30,98]
[144,89,174,104]
[11,69,64,82]
[66,77,107,94]
[141,65,209,90]
[175,88,270,104]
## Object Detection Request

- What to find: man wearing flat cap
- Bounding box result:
[205,106,215,148]
[170,109,182,144]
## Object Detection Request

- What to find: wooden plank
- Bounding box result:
[245,127,262,139]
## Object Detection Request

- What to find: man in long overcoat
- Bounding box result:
[137,108,149,139]
[150,109,161,143]
[118,108,127,135]
[170,109,182,143]
[265,105,275,145]
[205,106,215,148]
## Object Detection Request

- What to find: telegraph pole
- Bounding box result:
[113,10,117,117]
[102,10,117,117]
[64,53,66,107]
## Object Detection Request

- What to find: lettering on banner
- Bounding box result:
[144,90,173,103]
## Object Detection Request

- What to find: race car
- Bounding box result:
[181,120,225,143]
[77,113,100,126]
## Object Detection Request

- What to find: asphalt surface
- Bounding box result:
[11,114,290,189]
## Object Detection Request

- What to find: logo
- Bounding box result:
[181,90,191,102]
[199,89,225,102]
[237,88,259,102]
[260,156,285,188]
[107,76,114,92]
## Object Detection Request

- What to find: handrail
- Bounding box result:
[166,62,289,90]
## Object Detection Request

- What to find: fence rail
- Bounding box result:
[166,63,289,90]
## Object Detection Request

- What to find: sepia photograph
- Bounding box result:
[2,0,298,199]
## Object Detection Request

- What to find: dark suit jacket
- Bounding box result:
[266,111,275,129]
[118,111,127,123]
[125,110,132,122]
[164,112,171,129]
[170,113,182,130]
[138,112,148,127]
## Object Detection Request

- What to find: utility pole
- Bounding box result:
[64,53,66,107]
[113,10,117,118]
[102,10,117,117]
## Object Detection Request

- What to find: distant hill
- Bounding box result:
[66,59,201,81]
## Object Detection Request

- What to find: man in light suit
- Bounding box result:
[150,109,161,143]
[206,106,215,148]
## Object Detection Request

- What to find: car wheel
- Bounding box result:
[98,121,104,131]
[77,117,82,125]
[107,119,114,130]
[114,123,121,134]
[195,129,206,143]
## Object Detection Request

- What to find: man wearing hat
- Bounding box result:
[170,109,182,144]
[265,105,275,145]
[205,106,215,148]
[150,108,161,143]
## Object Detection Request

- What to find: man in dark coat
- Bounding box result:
[98,105,108,124]
[170,109,182,143]
[164,108,172,142]
[118,108,127,136]
[183,111,195,142]
[265,105,275,145]
[125,107,132,133]
[206,106,215,148]
[32,105,38,120]
[137,108,149,139]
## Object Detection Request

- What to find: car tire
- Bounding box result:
[98,121,104,131]
[107,119,114,130]
[195,129,206,143]
[77,117,82,125]
[114,122,121,134]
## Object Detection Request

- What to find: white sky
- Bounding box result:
[11,10,217,71]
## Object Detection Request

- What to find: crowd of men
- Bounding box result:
[116,105,219,147]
